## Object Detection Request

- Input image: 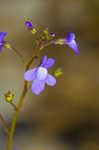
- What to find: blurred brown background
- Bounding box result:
[0,0,99,149]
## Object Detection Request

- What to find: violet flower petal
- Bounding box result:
[44,58,55,69]
[46,74,56,86]
[31,79,45,95]
[66,32,75,42]
[0,32,7,43]
[65,39,80,55]
[40,55,47,66]
[24,68,37,82]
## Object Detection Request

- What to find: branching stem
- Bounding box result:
[7,40,42,150]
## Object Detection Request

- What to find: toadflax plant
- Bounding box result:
[0,20,80,150]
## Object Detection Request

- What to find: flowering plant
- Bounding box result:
[0,20,80,150]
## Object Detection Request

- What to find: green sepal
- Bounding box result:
[54,68,63,78]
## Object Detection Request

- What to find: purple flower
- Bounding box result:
[54,32,80,55]
[64,32,80,55]
[24,56,56,95]
[0,32,7,52]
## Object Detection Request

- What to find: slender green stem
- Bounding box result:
[7,81,28,150]
[40,38,63,50]
[0,114,9,135]
[40,40,54,50]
